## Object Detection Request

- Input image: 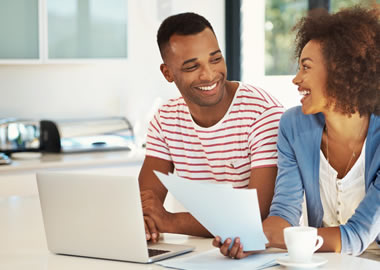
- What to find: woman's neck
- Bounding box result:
[323,111,369,142]
[322,111,369,178]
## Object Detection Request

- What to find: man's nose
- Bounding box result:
[199,64,215,81]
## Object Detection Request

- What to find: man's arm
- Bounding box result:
[138,156,173,202]
[138,156,172,242]
[247,166,277,220]
[139,156,212,240]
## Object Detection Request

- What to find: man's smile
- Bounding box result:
[196,82,217,91]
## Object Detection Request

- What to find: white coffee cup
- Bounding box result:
[284,226,324,263]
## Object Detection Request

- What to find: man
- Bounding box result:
[139,12,284,242]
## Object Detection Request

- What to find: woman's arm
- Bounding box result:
[339,171,380,255]
[317,227,341,252]
[263,218,341,252]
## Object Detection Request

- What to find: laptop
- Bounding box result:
[36,171,194,263]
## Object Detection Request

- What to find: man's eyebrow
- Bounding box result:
[210,49,221,56]
[182,50,222,66]
[182,58,197,66]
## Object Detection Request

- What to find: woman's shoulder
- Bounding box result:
[368,113,380,147]
[280,106,324,127]
[370,113,380,127]
[281,106,302,119]
[277,107,324,150]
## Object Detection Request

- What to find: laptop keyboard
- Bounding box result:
[148,248,170,257]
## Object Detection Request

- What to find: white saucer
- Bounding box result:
[276,255,328,268]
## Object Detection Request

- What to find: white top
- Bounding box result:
[145,82,284,188]
[319,141,366,227]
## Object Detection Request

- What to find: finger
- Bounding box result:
[219,238,232,256]
[143,219,151,241]
[228,238,241,258]
[235,243,246,259]
[140,190,154,201]
[141,203,153,214]
[141,199,156,215]
[212,236,222,248]
[144,216,159,243]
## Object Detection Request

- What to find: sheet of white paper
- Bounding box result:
[157,248,287,270]
[155,171,268,251]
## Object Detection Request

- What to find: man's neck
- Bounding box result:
[188,81,239,127]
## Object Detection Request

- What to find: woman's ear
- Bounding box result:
[160,64,174,83]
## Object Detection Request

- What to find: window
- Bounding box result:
[264,0,306,75]
[242,0,379,78]
[240,0,379,109]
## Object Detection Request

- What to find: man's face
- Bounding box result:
[160,28,228,108]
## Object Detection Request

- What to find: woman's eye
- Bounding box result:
[303,65,310,70]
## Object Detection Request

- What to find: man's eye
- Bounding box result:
[303,65,310,70]
[211,57,222,63]
[184,65,197,71]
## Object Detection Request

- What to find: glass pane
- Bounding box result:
[47,0,127,59]
[265,0,307,75]
[331,0,379,11]
[263,0,379,76]
[0,0,39,59]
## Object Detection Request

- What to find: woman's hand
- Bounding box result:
[212,236,258,259]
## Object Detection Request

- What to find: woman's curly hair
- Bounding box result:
[293,6,380,116]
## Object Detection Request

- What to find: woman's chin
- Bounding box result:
[301,105,313,115]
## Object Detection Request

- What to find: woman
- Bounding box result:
[213,6,380,258]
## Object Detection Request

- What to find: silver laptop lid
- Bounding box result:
[36,172,150,262]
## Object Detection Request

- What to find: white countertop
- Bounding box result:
[1,149,379,269]
[0,194,379,270]
[0,147,145,175]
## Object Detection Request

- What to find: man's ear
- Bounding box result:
[160,64,174,83]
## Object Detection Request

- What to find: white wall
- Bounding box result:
[0,0,303,144]
[0,0,225,139]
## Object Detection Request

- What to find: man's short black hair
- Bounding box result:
[157,12,215,59]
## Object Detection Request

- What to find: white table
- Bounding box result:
[0,192,379,269]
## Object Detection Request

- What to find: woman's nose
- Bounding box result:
[292,72,301,85]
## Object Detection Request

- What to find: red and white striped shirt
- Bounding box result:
[145,82,284,188]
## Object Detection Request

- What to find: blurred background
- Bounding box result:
[0,0,378,152]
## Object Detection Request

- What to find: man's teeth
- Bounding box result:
[198,83,217,91]
[299,90,311,96]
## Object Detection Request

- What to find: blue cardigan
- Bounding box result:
[269,106,380,255]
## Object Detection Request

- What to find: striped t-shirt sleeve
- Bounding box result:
[145,110,173,162]
[248,105,284,169]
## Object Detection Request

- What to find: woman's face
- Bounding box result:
[292,40,330,115]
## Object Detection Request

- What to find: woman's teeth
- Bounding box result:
[198,83,217,91]
[299,90,311,96]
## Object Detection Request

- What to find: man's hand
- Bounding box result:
[143,215,160,243]
[212,236,258,259]
[141,189,173,242]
